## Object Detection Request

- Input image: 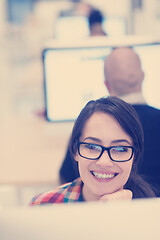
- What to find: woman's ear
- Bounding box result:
[104,79,111,93]
[74,152,79,162]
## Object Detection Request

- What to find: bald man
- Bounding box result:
[103,47,160,195]
[60,47,160,196]
[104,47,144,99]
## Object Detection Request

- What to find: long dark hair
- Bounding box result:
[70,96,155,198]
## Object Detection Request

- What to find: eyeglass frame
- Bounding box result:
[77,142,134,162]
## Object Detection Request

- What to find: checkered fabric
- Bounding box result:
[30,178,83,205]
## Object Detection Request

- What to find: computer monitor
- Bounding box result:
[134,44,160,109]
[43,36,160,122]
[0,198,159,240]
[54,15,126,40]
[43,42,110,121]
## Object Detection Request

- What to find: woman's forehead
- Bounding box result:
[81,112,132,144]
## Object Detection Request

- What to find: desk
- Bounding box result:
[0,199,160,240]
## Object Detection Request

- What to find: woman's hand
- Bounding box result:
[99,189,133,202]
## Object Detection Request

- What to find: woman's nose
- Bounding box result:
[95,150,114,167]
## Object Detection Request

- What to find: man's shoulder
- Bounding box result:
[132,104,160,133]
[133,104,160,117]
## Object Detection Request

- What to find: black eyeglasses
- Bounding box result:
[77,142,134,162]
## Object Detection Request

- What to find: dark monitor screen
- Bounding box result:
[43,39,160,122]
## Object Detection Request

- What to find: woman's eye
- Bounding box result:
[85,144,100,151]
[113,146,128,152]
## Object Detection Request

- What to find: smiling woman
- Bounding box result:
[74,111,135,201]
[30,97,155,205]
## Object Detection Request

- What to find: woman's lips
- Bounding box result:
[91,171,119,181]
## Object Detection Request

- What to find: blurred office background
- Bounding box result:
[0,0,160,207]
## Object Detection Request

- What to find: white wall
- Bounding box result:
[0,0,6,35]
[133,0,160,34]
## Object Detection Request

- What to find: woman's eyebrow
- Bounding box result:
[83,137,132,145]
[83,137,101,143]
[111,139,131,145]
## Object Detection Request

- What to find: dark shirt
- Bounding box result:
[132,104,160,196]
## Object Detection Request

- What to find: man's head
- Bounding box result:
[104,47,144,97]
[88,9,106,36]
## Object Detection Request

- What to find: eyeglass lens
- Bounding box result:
[79,143,133,161]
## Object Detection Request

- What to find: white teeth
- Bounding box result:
[93,172,115,179]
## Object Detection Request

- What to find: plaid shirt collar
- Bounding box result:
[63,177,84,202]
[30,178,84,205]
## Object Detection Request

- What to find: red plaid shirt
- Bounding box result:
[30,178,84,205]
